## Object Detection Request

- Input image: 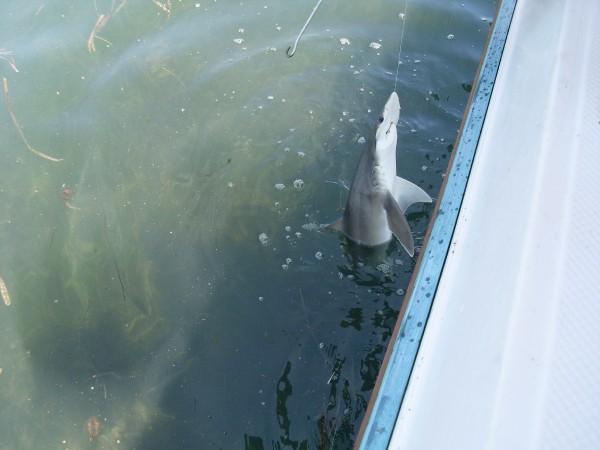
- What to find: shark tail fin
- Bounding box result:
[384,191,415,257]
[394,176,433,212]
[327,217,344,232]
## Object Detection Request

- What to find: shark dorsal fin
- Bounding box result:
[384,191,415,257]
[394,176,433,212]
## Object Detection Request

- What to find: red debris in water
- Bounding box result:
[61,185,74,201]
[86,416,102,441]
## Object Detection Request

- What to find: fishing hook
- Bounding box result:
[286,0,324,57]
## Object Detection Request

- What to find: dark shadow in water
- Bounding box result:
[275,361,309,450]
[127,253,411,449]
[123,197,431,450]
[339,238,394,270]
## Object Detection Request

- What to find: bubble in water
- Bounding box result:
[297,151,306,158]
[319,342,325,349]
[357,136,366,144]
[315,251,323,260]
[233,38,245,44]
[281,264,289,270]
[293,179,304,191]
[274,183,286,190]
[284,225,292,232]
[258,296,264,302]
[302,223,320,231]
[447,34,455,40]
[396,288,405,296]
[285,258,292,264]
[339,38,351,46]
[369,42,382,50]
[258,233,269,245]
[295,232,302,238]
[376,263,392,275]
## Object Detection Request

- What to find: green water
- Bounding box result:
[0,0,495,448]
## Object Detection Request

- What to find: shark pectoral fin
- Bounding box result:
[394,176,433,212]
[384,191,415,257]
[327,217,344,232]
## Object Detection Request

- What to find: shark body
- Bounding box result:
[329,92,432,257]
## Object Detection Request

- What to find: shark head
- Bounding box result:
[327,90,432,256]
[375,91,400,154]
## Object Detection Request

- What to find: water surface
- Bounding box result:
[0,0,495,448]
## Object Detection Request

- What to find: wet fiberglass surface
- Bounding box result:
[0,0,495,448]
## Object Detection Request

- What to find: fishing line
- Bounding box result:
[393,0,410,92]
[287,0,324,57]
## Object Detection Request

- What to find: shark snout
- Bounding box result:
[383,92,400,124]
[376,91,401,141]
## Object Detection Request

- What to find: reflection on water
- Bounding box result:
[0,0,495,448]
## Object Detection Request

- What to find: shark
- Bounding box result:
[328,91,432,257]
